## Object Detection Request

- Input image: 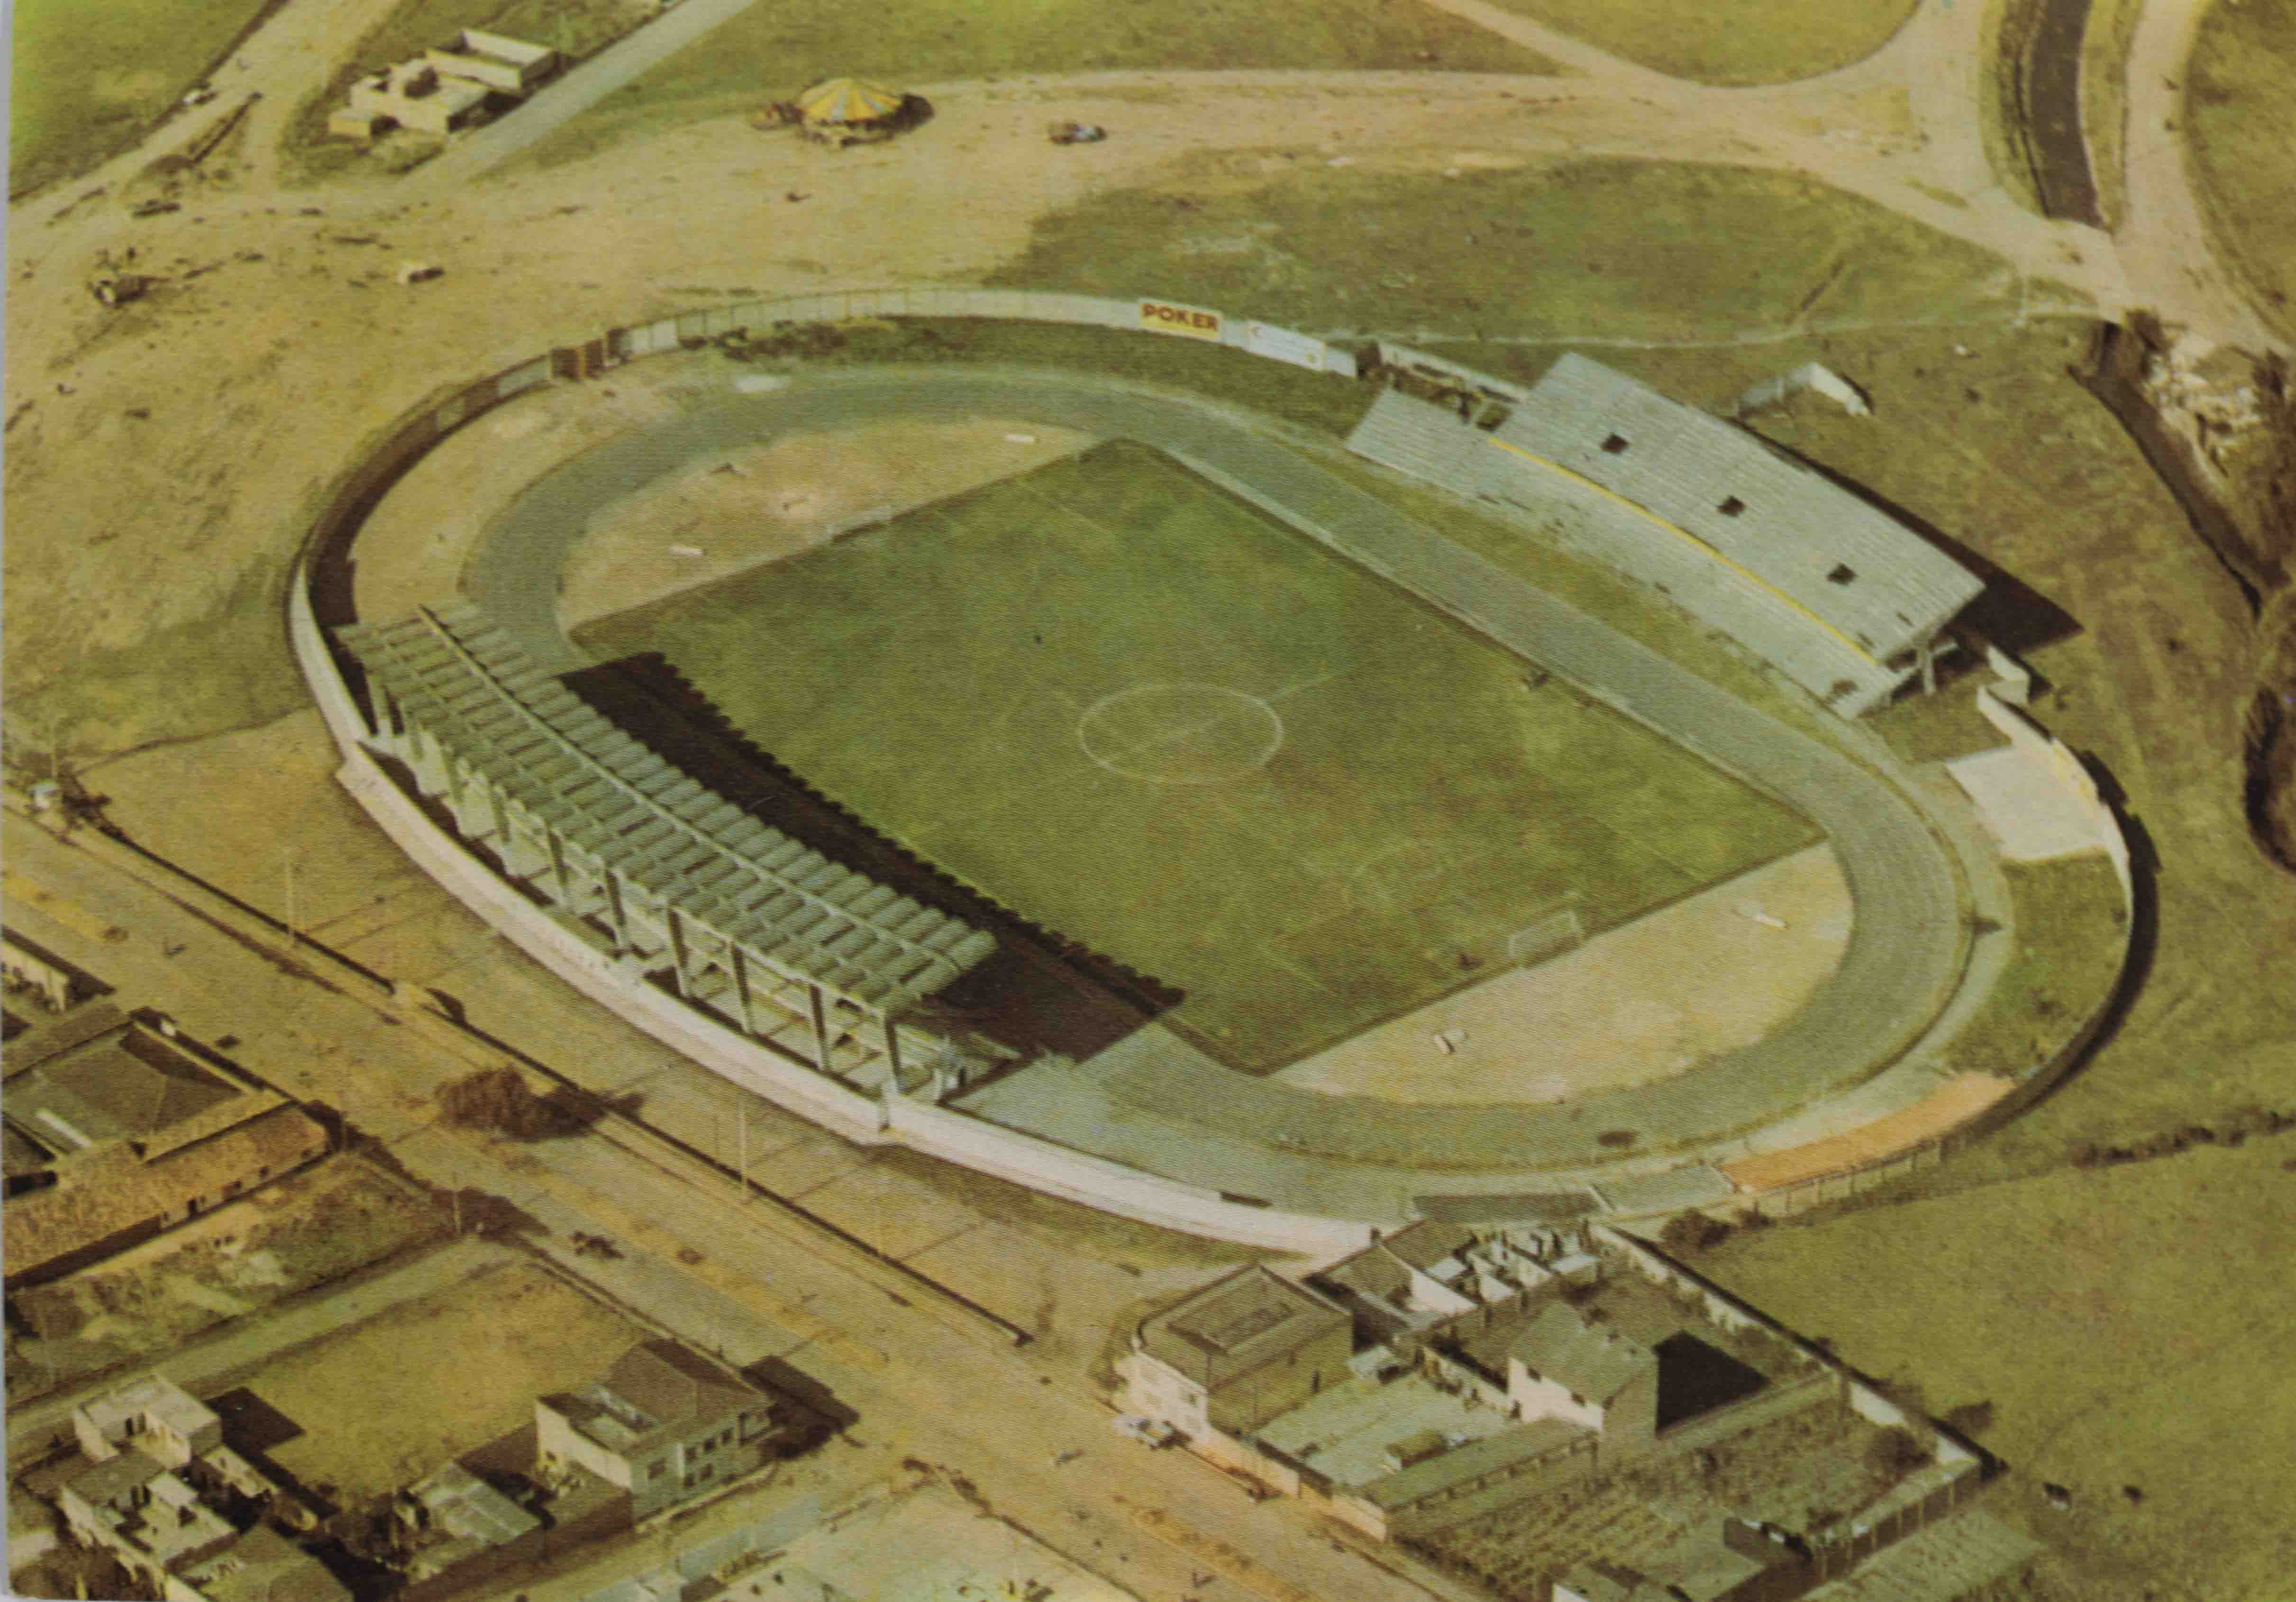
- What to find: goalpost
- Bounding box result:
[1503,898,1586,966]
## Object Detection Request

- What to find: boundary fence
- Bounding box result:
[286,282,2134,1246]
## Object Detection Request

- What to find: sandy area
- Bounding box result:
[253,1257,644,1498]
[1275,843,1850,1103]
[560,416,1098,628]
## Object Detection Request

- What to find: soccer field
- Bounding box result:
[577,443,1819,1070]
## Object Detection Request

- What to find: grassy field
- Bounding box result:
[988,158,2028,344]
[2185,0,2296,342]
[1948,855,2130,1079]
[1474,0,1918,82]
[250,1258,643,1499]
[1701,1139,2296,1601]
[578,441,1815,1070]
[7,0,274,197]
[512,0,1563,173]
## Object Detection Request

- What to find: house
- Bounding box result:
[393,1459,543,1591]
[1505,1301,1660,1452]
[423,29,556,96]
[1123,1265,1354,1437]
[48,1376,347,1602]
[340,60,489,139]
[537,1340,811,1520]
[3,1007,331,1289]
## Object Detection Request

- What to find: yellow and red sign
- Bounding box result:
[1139,299,1223,341]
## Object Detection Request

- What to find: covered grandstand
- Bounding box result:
[1348,355,1985,714]
[334,601,999,1093]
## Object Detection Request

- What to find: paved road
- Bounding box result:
[1,810,1454,1602]
[2025,0,2106,225]
[460,366,1968,1205]
[401,0,764,198]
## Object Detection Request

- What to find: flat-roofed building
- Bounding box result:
[1124,1265,1353,1436]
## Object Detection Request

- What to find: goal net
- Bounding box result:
[1504,904,1585,966]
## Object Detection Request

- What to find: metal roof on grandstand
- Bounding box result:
[1493,354,1982,662]
[335,601,996,1012]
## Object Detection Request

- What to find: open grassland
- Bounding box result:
[2184,0,2296,342]
[7,0,274,197]
[249,1259,643,1500]
[282,0,647,182]
[512,0,1563,174]
[989,158,2030,344]
[1946,854,2129,1078]
[1473,0,1919,82]
[577,441,1814,1070]
[1567,317,2296,1601]
[1701,1140,2296,1602]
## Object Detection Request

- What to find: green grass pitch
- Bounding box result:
[576,443,1820,1071]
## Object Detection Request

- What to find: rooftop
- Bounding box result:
[1253,1369,1520,1489]
[1139,1265,1350,1381]
[1512,1301,1658,1406]
[78,1374,218,1447]
[544,1340,769,1459]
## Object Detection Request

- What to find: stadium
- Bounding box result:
[293,288,2133,1252]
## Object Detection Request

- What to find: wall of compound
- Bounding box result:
[289,291,1376,1253]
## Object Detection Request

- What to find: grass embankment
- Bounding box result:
[1950,855,2129,1079]
[988,158,2029,343]
[1701,1138,2296,1601]
[282,0,646,184]
[7,0,274,197]
[8,557,311,765]
[2185,0,2296,342]
[577,440,1813,1070]
[510,0,1563,173]
[1472,0,1919,82]
[2079,0,2145,230]
[1979,0,2050,216]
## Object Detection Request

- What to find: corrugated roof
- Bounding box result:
[1367,1416,1589,1508]
[1494,356,1982,660]
[335,603,996,1015]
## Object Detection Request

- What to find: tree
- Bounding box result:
[435,1065,567,1139]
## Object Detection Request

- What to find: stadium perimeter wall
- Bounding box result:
[286,286,2128,1248]
[288,291,1372,1255]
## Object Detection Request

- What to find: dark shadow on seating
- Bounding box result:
[561,654,1179,1068]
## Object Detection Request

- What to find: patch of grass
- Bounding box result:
[1701,1141,2296,1601]
[577,441,1815,1071]
[720,316,1372,438]
[7,0,275,197]
[1980,0,2050,216]
[987,159,2023,343]
[251,1258,642,1500]
[1474,0,1918,82]
[2185,0,2296,340]
[1948,855,2129,1079]
[279,0,645,185]
[9,556,308,763]
[2079,0,2145,230]
[1865,683,2013,765]
[510,0,1563,174]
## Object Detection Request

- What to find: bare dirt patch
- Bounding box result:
[1275,844,1849,1104]
[6,1158,444,1402]
[249,1256,643,1499]
[561,417,1096,629]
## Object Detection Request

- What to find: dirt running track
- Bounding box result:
[443,364,1967,1205]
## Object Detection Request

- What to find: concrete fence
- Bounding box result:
[288,288,1376,1254]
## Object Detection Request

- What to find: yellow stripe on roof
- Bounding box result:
[1482,434,1879,666]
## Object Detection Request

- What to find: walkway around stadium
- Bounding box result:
[447,363,1978,1221]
